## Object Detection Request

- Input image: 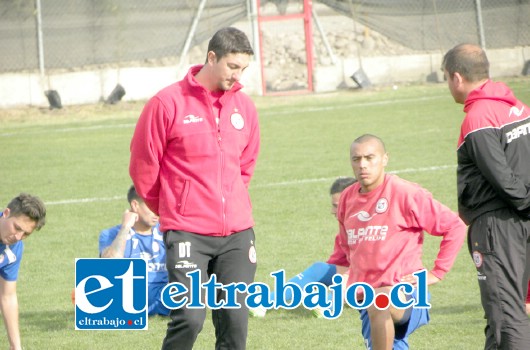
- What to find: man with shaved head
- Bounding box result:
[336,134,467,349]
[442,44,530,349]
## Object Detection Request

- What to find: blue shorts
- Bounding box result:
[359,289,430,350]
[148,282,170,316]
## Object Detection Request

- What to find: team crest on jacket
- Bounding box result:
[231,111,244,130]
[375,198,388,213]
[248,245,257,264]
[472,251,483,268]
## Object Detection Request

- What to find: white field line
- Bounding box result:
[46,195,123,206]
[254,164,456,188]
[259,95,446,117]
[0,123,136,137]
[45,164,455,206]
[1,94,447,137]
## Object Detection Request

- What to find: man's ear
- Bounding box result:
[382,153,389,167]
[207,51,217,65]
[130,199,139,212]
[453,72,464,86]
[2,208,10,218]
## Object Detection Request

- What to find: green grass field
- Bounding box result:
[1,77,529,349]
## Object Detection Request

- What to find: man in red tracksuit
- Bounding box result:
[442,43,530,349]
[129,27,260,350]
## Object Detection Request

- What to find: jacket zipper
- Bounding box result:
[211,92,226,236]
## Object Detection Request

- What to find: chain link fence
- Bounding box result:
[1,0,529,74]
[0,0,252,73]
[319,0,530,53]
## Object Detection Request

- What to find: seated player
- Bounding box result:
[99,185,169,316]
[250,177,356,318]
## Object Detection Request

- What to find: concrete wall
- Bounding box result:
[315,46,530,92]
[0,62,262,108]
[1,46,529,108]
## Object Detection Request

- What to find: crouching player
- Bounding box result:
[337,134,467,349]
[0,193,46,350]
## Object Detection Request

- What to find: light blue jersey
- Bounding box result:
[0,213,24,282]
[99,223,169,315]
[99,223,167,284]
[0,241,23,282]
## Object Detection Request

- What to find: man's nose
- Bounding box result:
[232,70,242,81]
[358,157,367,168]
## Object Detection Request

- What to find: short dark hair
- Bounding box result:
[330,177,357,195]
[206,27,254,62]
[7,193,46,230]
[353,134,386,152]
[442,43,489,82]
[127,185,141,204]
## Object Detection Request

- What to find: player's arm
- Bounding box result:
[100,210,138,258]
[0,277,21,350]
[240,106,260,187]
[404,188,467,284]
[129,97,169,214]
[326,232,349,269]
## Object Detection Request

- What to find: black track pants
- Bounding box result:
[468,208,530,350]
[161,228,257,350]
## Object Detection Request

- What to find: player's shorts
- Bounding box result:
[148,282,170,316]
[359,288,430,350]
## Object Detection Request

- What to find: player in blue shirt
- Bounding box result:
[0,193,46,350]
[98,185,169,316]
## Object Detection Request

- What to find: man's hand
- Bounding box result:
[100,210,138,258]
[121,210,138,230]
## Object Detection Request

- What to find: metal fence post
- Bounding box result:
[248,0,263,95]
[474,0,486,49]
[35,0,45,82]
[177,0,208,73]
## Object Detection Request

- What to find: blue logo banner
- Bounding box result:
[75,258,148,330]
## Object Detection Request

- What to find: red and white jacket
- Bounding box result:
[337,174,466,288]
[129,65,260,236]
[457,80,530,224]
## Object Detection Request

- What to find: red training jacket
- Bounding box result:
[129,65,260,236]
